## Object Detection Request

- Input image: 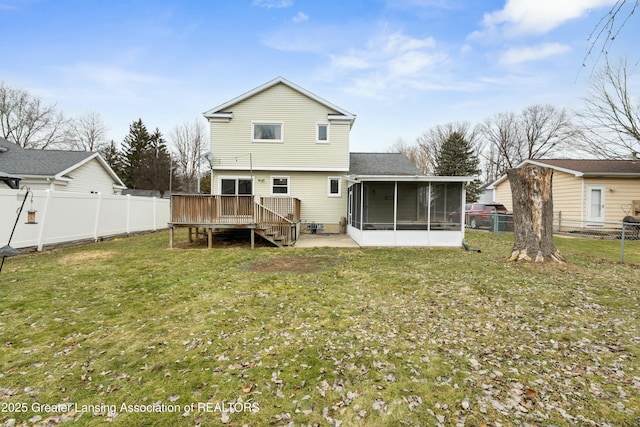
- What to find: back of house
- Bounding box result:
[203,77,356,233]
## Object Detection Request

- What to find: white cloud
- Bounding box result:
[499,42,571,65]
[481,0,617,36]
[292,11,308,23]
[252,0,293,8]
[324,31,448,99]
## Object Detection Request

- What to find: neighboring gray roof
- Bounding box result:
[0,137,93,176]
[349,153,423,176]
[0,137,125,188]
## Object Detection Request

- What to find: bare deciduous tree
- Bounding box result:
[479,105,575,179]
[415,122,478,175]
[387,137,432,174]
[170,119,208,193]
[0,81,68,149]
[67,111,108,151]
[478,111,521,180]
[578,57,640,158]
[585,0,639,67]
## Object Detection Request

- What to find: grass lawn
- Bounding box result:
[0,230,638,426]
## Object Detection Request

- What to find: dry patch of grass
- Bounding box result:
[57,250,116,265]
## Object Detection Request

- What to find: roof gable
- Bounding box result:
[203,77,356,124]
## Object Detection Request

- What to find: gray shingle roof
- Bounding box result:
[349,152,422,176]
[0,137,94,176]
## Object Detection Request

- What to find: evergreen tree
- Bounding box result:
[99,139,124,178]
[134,128,173,194]
[434,131,483,202]
[121,119,152,188]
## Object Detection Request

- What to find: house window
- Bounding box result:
[253,122,283,142]
[317,123,329,143]
[328,177,341,197]
[220,177,253,195]
[271,176,289,195]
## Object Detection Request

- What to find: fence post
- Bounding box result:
[93,192,102,242]
[126,194,131,235]
[620,223,626,264]
[36,190,53,251]
[152,197,157,231]
[557,211,561,231]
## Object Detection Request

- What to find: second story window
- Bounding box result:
[317,123,329,143]
[253,122,283,142]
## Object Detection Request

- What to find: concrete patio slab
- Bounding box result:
[293,233,359,248]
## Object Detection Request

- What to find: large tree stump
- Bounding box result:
[507,165,565,263]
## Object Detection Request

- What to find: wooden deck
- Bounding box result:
[168,194,301,248]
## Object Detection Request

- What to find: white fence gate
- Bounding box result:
[0,189,170,251]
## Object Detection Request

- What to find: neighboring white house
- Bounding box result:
[197,77,473,247]
[0,137,125,193]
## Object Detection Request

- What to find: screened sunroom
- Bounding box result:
[346,176,473,247]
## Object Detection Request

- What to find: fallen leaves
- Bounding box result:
[1,239,639,426]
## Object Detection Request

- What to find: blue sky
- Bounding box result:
[0,0,635,152]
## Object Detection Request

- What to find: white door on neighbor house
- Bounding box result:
[586,185,605,225]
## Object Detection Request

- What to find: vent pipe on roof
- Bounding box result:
[633,152,638,163]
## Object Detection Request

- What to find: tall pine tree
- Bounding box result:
[99,140,124,178]
[434,131,482,201]
[120,119,152,188]
[134,128,173,193]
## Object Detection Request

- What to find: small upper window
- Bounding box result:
[253,122,283,142]
[317,123,329,143]
[328,177,341,197]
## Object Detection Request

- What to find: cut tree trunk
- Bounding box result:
[507,165,565,263]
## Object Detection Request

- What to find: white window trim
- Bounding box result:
[218,176,254,195]
[252,121,284,143]
[328,176,342,197]
[270,175,290,196]
[316,122,330,144]
[586,184,605,225]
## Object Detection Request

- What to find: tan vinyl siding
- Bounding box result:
[495,171,582,217]
[210,83,350,171]
[495,171,640,224]
[550,171,582,219]
[213,170,348,230]
[494,180,513,211]
[584,177,640,223]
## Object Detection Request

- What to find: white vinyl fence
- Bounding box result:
[0,189,170,251]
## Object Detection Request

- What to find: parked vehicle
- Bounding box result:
[449,203,509,229]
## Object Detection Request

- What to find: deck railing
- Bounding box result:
[260,196,301,222]
[170,194,254,225]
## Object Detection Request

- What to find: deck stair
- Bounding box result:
[168,194,300,248]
